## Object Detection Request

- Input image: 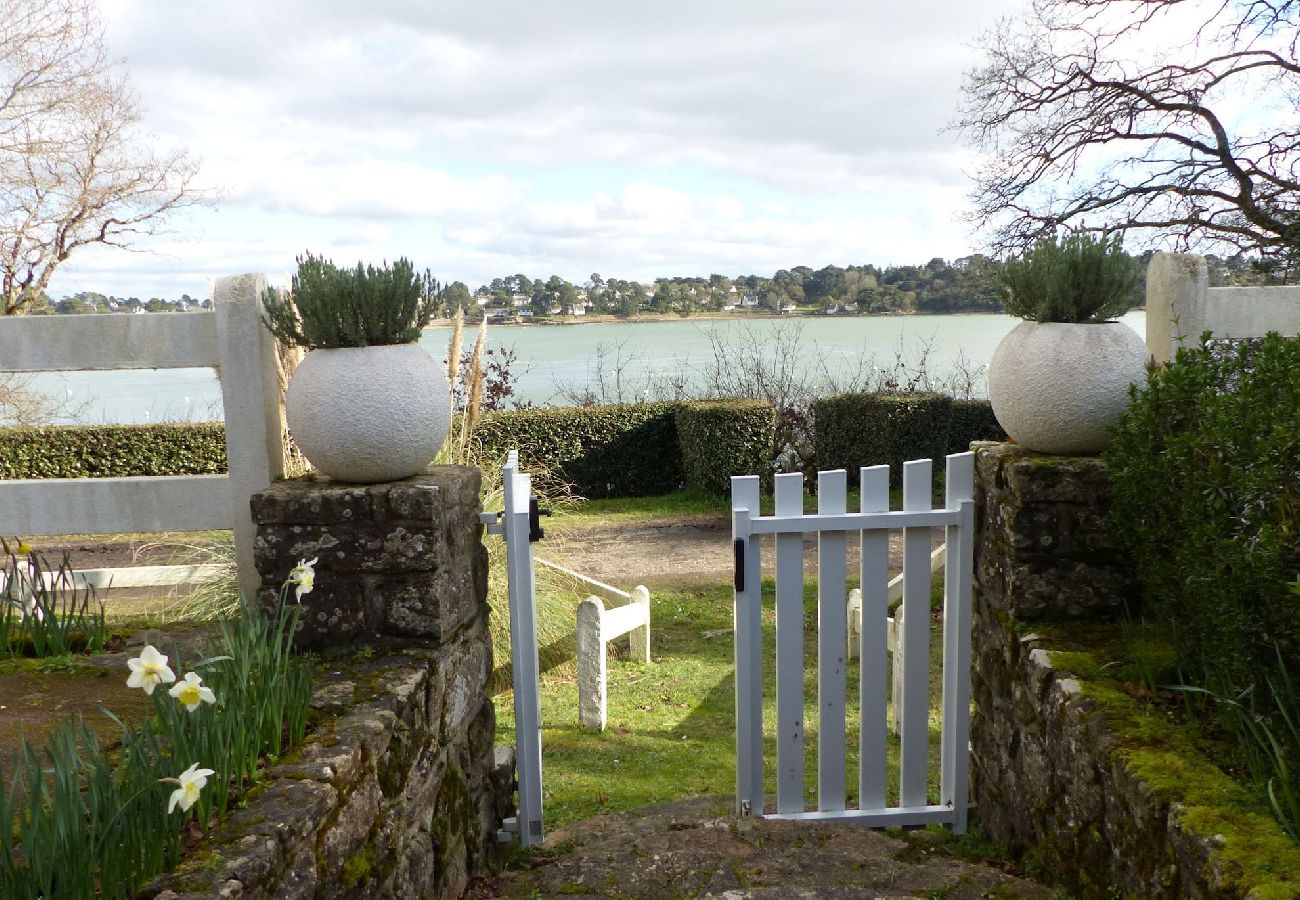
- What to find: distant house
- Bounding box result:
[824,304,839,315]
[571,305,586,316]
[722,302,736,312]
[780,303,797,314]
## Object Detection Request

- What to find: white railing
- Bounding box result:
[847,542,946,736]
[537,557,651,731]
[731,454,975,831]
[0,275,285,596]
[1146,252,1300,364]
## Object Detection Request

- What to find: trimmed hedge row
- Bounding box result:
[675,400,776,494]
[949,399,1006,454]
[0,423,227,479]
[472,402,683,499]
[812,392,953,484]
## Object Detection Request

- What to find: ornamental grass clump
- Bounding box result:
[999,230,1139,322]
[262,253,441,349]
[0,568,313,899]
[0,540,107,658]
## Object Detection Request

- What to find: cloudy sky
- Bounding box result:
[50,0,1025,300]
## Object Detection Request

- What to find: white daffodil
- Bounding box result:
[166,762,216,814]
[168,671,216,712]
[288,557,318,602]
[126,644,176,695]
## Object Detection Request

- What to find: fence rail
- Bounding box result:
[0,275,285,595]
[536,558,651,731]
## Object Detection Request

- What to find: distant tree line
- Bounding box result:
[36,249,1291,316]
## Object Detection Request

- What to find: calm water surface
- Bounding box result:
[27,312,1147,424]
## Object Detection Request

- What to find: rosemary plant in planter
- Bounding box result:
[988,231,1148,454]
[262,254,451,482]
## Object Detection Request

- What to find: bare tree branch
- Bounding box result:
[0,0,203,315]
[955,0,1300,269]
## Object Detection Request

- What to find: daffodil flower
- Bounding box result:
[168,671,216,712]
[126,645,176,695]
[165,762,216,814]
[16,541,31,556]
[288,557,318,602]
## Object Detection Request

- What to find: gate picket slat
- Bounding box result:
[732,475,764,816]
[858,465,890,811]
[899,459,933,809]
[774,472,806,814]
[817,469,847,812]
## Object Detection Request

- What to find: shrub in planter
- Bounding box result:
[1106,333,1300,687]
[262,254,450,483]
[813,392,952,484]
[675,400,776,494]
[990,231,1147,454]
[473,402,682,498]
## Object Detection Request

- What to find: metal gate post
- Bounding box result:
[482,450,545,847]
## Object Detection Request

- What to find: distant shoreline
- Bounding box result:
[425,309,1014,329]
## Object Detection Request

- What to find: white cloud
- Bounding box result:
[48,0,1024,298]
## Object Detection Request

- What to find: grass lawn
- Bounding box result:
[494,572,949,829]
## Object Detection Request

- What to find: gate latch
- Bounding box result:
[528,496,552,543]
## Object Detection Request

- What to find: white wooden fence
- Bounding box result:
[1146,252,1300,364]
[537,557,651,731]
[731,453,974,831]
[0,275,284,596]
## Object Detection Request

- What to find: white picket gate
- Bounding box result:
[730,452,975,831]
[480,450,545,848]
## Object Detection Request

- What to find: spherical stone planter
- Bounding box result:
[285,343,450,483]
[988,321,1147,455]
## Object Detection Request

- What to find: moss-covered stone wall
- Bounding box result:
[142,467,512,900]
[970,442,1300,899]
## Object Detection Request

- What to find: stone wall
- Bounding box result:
[143,467,510,899]
[970,442,1300,898]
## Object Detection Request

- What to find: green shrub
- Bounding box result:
[813,392,953,484]
[999,231,1138,323]
[261,253,440,349]
[472,402,682,498]
[675,400,776,494]
[0,423,227,479]
[1106,333,1300,687]
[948,399,1006,454]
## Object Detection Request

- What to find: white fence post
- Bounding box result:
[577,597,607,730]
[214,274,285,598]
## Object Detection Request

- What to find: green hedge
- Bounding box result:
[948,399,1006,454]
[1106,334,1300,687]
[0,423,227,479]
[472,402,683,499]
[812,392,953,484]
[675,400,776,494]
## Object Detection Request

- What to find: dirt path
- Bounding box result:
[544,515,944,587]
[469,797,1049,899]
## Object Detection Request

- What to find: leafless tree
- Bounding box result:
[0,0,201,315]
[956,0,1300,268]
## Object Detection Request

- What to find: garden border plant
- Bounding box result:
[0,561,314,899]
